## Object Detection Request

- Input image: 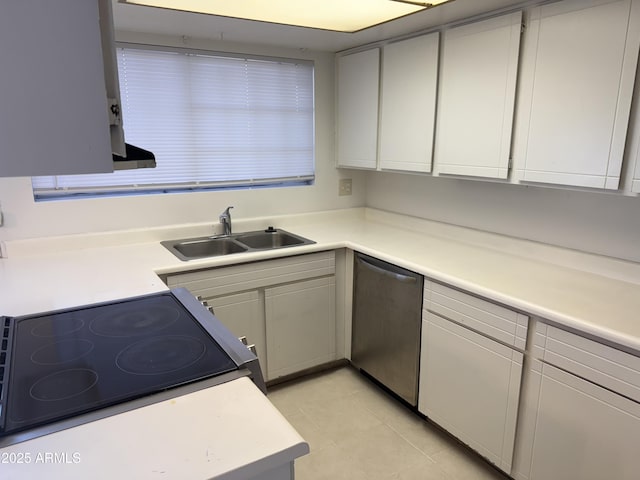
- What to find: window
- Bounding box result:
[32,45,315,199]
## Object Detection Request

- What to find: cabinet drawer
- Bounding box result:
[534,323,640,403]
[166,251,335,297]
[424,280,528,349]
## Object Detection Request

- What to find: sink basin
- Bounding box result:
[163,237,248,261]
[234,230,310,249]
[162,228,315,261]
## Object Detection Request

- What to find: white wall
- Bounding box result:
[365,171,640,263]
[0,32,366,242]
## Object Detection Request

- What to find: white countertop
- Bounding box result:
[1,377,308,480]
[2,207,640,352]
[1,207,640,477]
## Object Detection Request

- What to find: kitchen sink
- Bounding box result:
[166,237,248,261]
[234,230,310,249]
[162,228,315,261]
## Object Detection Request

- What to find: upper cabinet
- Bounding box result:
[513,0,640,190]
[0,0,123,177]
[336,48,380,169]
[434,12,522,179]
[334,0,640,196]
[379,33,439,173]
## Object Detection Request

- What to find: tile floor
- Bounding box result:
[267,366,510,480]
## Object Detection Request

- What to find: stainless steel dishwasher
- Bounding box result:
[351,252,423,406]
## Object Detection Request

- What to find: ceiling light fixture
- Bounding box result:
[119,0,453,33]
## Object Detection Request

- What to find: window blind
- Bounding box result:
[32,46,315,197]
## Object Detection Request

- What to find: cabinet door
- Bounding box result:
[523,363,640,480]
[418,312,523,474]
[379,33,439,173]
[336,49,380,169]
[0,0,113,177]
[515,0,640,189]
[206,291,267,379]
[265,276,336,379]
[434,12,522,179]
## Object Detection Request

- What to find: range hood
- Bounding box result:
[112,143,156,171]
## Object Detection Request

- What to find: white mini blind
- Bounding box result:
[33,46,315,197]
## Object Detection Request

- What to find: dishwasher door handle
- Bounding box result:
[358,257,418,284]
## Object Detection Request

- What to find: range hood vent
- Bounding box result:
[112,143,156,171]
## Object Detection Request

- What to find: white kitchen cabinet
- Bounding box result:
[418,281,528,474]
[207,291,267,378]
[519,364,640,480]
[336,48,380,169]
[0,0,124,177]
[514,0,640,189]
[433,12,522,179]
[266,276,336,379]
[165,252,337,382]
[379,33,439,173]
[513,322,640,480]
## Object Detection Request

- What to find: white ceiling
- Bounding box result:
[112,0,531,52]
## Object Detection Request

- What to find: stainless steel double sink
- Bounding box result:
[161,228,315,261]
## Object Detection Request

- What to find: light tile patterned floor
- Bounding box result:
[267,366,510,480]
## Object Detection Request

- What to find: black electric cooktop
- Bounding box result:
[0,291,239,440]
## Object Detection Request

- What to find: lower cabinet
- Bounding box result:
[266,276,336,379]
[207,291,266,378]
[419,313,523,474]
[417,281,640,480]
[518,363,640,480]
[513,322,640,480]
[166,251,337,382]
[418,280,528,474]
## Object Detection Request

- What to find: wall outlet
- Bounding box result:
[339,178,352,196]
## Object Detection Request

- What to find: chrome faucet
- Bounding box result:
[219,206,234,236]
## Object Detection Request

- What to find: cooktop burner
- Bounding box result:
[89,305,180,337]
[31,339,95,365]
[116,335,206,375]
[31,315,85,337]
[1,291,239,438]
[30,368,99,403]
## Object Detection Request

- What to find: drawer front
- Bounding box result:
[424,280,528,349]
[166,251,335,297]
[534,323,640,403]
